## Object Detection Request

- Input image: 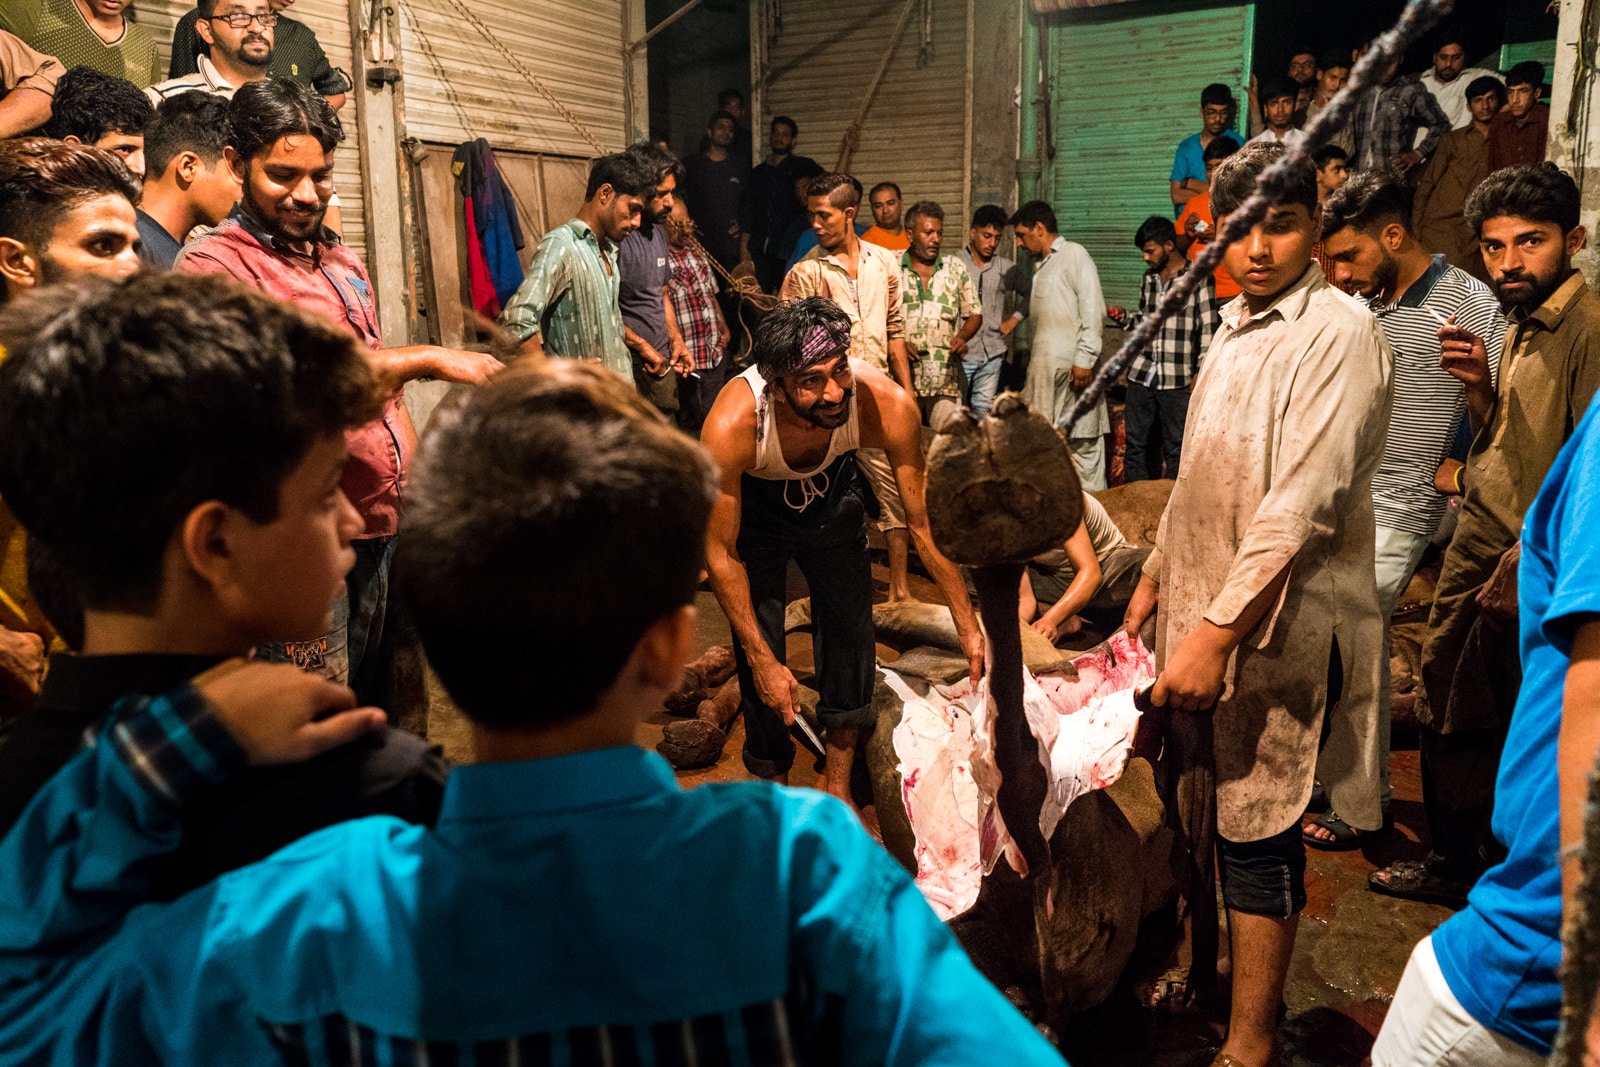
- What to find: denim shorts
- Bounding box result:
[1218,823,1307,918]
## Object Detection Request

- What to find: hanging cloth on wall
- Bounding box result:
[452,138,526,315]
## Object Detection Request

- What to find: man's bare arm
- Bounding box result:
[367,346,504,390]
[887,337,915,395]
[700,390,800,722]
[0,85,51,138]
[863,369,985,680]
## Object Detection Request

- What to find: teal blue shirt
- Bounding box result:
[499,219,631,379]
[0,688,1067,1066]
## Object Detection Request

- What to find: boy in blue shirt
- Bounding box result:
[0,306,1064,1063]
[1170,82,1243,214]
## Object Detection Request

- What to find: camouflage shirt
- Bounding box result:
[900,252,980,398]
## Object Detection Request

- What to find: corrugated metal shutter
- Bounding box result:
[135,0,367,262]
[1048,4,1253,307]
[397,0,626,155]
[761,0,971,223]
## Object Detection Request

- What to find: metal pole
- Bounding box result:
[628,0,708,51]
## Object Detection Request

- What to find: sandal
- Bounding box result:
[1302,808,1390,852]
[1368,860,1471,909]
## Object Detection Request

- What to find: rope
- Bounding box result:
[852,0,921,130]
[1061,0,1456,434]
[432,0,611,156]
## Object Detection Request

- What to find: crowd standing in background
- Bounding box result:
[0,9,1591,1067]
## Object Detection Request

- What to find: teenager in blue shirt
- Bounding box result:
[1170,82,1243,215]
[0,326,1065,1063]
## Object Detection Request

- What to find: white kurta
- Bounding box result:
[1146,264,1394,841]
[1024,236,1107,442]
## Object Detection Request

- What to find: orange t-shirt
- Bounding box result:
[861,225,910,252]
[1176,192,1241,300]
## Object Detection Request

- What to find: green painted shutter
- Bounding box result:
[1047,3,1253,308]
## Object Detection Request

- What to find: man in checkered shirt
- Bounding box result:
[665,196,731,432]
[1107,214,1220,481]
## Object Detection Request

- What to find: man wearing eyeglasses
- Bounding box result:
[146,0,274,104]
[161,0,349,110]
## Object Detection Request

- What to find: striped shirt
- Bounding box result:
[500,218,631,380]
[0,0,160,87]
[0,687,1067,1066]
[1368,255,1506,537]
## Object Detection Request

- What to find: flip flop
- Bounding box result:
[1368,860,1471,909]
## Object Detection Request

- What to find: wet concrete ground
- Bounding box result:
[424,564,1452,1067]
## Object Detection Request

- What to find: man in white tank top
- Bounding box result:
[701,297,984,805]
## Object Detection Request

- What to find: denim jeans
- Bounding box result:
[962,355,1005,418]
[1123,381,1191,481]
[255,536,396,710]
[731,455,877,777]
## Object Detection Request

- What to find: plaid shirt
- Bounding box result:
[900,252,980,397]
[1350,77,1452,173]
[668,242,724,371]
[1119,263,1220,391]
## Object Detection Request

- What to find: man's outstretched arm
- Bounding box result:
[864,369,985,681]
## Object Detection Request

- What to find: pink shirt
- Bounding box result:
[176,212,414,539]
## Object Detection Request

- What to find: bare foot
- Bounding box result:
[883,587,914,604]
[858,803,883,844]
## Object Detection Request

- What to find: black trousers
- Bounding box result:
[732,455,877,777]
[1123,381,1191,481]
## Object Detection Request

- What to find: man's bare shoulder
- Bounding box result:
[700,371,759,473]
[853,360,915,445]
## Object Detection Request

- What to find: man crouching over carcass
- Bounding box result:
[701,296,984,805]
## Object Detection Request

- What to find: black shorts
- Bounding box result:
[1218,823,1307,918]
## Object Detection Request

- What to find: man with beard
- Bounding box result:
[146,0,275,103]
[0,136,141,719]
[701,297,983,808]
[1368,164,1600,920]
[167,0,350,109]
[749,116,816,292]
[178,80,501,707]
[1413,76,1503,282]
[1413,27,1496,134]
[1311,172,1505,853]
[618,142,691,418]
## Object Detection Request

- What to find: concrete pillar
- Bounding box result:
[347,0,409,345]
[1548,0,1600,284]
[623,0,650,145]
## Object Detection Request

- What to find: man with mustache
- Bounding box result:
[167,0,350,110]
[176,80,501,708]
[146,0,275,103]
[1369,164,1600,927]
[700,297,983,812]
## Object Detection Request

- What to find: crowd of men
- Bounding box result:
[0,6,1594,1067]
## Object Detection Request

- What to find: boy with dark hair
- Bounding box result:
[1105,213,1218,481]
[1415,74,1503,280]
[1487,61,1548,171]
[1011,200,1108,488]
[1304,48,1354,154]
[0,272,447,884]
[43,64,152,179]
[1313,170,1505,851]
[1170,82,1242,211]
[1249,76,1304,147]
[0,357,1056,1064]
[1125,141,1393,1067]
[1313,143,1349,202]
[180,79,501,709]
[955,202,1028,416]
[1175,134,1243,301]
[136,90,239,268]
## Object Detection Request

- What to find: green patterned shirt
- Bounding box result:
[499,219,630,380]
[0,0,160,87]
[901,252,980,398]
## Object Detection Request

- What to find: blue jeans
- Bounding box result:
[1123,381,1191,481]
[962,355,1005,417]
[255,536,397,710]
